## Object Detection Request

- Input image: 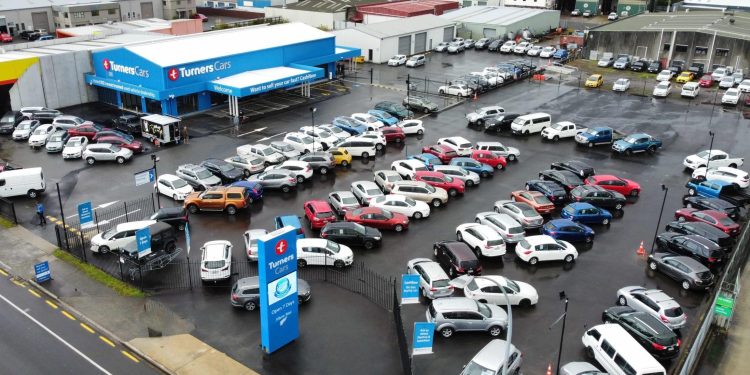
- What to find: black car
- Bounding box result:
[433,241,481,278]
[669,60,685,76]
[487,40,503,52]
[665,220,733,251]
[148,207,189,231]
[538,169,584,192]
[320,222,382,249]
[484,113,520,132]
[602,306,681,359]
[647,60,663,73]
[683,196,740,221]
[655,232,725,269]
[630,59,649,72]
[549,160,595,178]
[123,222,178,262]
[570,185,627,210]
[32,109,62,123]
[0,111,24,134]
[524,180,568,205]
[688,63,705,77]
[201,158,243,183]
[113,115,142,136]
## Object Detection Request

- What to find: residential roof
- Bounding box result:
[334,14,454,39]
[439,5,558,25]
[279,0,381,13]
[0,0,115,12]
[590,11,750,41]
[357,0,458,18]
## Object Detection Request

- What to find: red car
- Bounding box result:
[510,190,555,215]
[303,200,337,230]
[96,135,144,153]
[380,127,405,143]
[472,150,506,170]
[0,33,12,43]
[698,73,714,88]
[68,124,107,140]
[675,208,740,236]
[191,13,208,22]
[421,144,457,164]
[414,171,465,197]
[344,207,409,232]
[585,174,640,197]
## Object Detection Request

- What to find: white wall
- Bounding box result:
[9,62,44,110]
[363,14,399,24]
[504,0,553,8]
[118,0,165,20]
[1,8,53,33]
[264,7,344,30]
[332,28,383,62]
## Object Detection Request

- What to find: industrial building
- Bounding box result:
[263,0,376,30]
[460,0,555,9]
[675,0,750,12]
[332,14,455,63]
[586,11,750,72]
[354,0,458,24]
[439,6,560,40]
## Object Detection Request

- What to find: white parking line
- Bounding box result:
[257,132,287,142]
[96,209,141,226]
[237,127,268,137]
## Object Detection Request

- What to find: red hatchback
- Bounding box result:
[675,208,740,236]
[0,33,12,43]
[510,190,555,215]
[585,174,640,197]
[303,200,337,229]
[68,124,107,140]
[421,144,458,164]
[414,171,465,197]
[698,73,714,88]
[472,150,506,170]
[380,127,405,143]
[96,135,144,153]
[345,207,409,232]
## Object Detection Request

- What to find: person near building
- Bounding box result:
[36,202,46,226]
[182,124,189,144]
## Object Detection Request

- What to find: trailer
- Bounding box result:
[121,247,183,280]
[140,114,182,146]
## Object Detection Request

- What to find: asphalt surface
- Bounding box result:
[1,48,748,374]
[0,272,159,374]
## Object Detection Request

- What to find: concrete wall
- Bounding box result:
[264,7,344,29]
[1,8,54,33]
[9,63,45,110]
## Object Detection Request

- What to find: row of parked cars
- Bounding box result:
[431,37,571,60]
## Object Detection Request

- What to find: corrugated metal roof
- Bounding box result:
[280,0,382,13]
[439,5,557,26]
[0,0,118,12]
[335,14,454,38]
[591,11,750,41]
[358,0,457,17]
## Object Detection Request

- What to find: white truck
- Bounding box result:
[541,121,587,141]
[683,150,744,170]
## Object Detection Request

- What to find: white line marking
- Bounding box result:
[0,292,113,374]
[95,209,141,226]
[257,132,287,142]
[237,127,268,137]
[66,201,120,218]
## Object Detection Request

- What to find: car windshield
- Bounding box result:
[366,188,382,196]
[380,210,394,219]
[588,75,598,81]
[551,123,566,130]
[172,179,188,189]
[300,136,313,144]
[274,143,294,151]
[519,206,537,217]
[718,217,735,225]
[341,196,358,205]
[476,301,492,318]
[67,139,82,147]
[318,131,332,138]
[196,169,213,179]
[657,82,669,88]
[508,225,524,234]
[725,91,738,97]
[261,147,275,156]
[404,197,417,206]
[325,241,340,253]
[218,164,234,172]
[18,123,30,130]
[584,128,598,135]
[317,211,335,218]
[424,184,436,193]
[696,150,711,159]
[32,128,46,135]
[664,307,683,317]
[721,77,733,82]
[102,228,117,240]
[205,260,225,269]
[533,195,552,205]
[110,145,122,152]
[623,136,639,143]
[616,79,628,85]
[461,361,496,375]
[50,135,62,142]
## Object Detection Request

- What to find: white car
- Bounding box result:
[434,42,449,52]
[319,124,352,141]
[62,136,88,159]
[681,82,700,98]
[456,223,506,257]
[52,115,92,130]
[683,149,743,170]
[283,132,323,154]
[453,275,539,306]
[652,81,672,97]
[474,142,520,162]
[438,84,472,97]
[297,238,353,268]
[397,119,424,135]
[526,45,543,56]
[541,121,586,141]
[391,159,430,179]
[90,220,156,253]
[406,54,426,67]
[370,194,430,219]
[244,228,267,260]
[474,212,525,243]
[12,120,40,140]
[269,141,301,159]
[437,136,473,156]
[607,12,618,20]
[28,124,57,147]
[350,180,384,205]
[237,144,285,166]
[298,126,340,150]
[224,155,265,176]
[539,46,557,58]
[656,70,673,82]
[721,88,740,105]
[19,106,49,119]
[388,55,407,66]
[738,79,750,93]
[351,113,385,130]
[499,41,516,53]
[469,71,503,86]
[612,78,630,92]
[432,165,480,187]
[691,166,749,188]
[719,76,736,89]
[200,240,232,282]
[267,160,313,182]
[712,67,731,81]
[482,67,511,81]
[513,42,532,54]
[353,130,386,151]
[515,235,578,265]
[155,174,194,201]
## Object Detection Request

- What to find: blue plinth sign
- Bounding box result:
[135,227,152,258]
[134,168,155,187]
[77,201,94,229]
[413,322,436,355]
[34,261,51,283]
[257,226,299,354]
[401,274,421,304]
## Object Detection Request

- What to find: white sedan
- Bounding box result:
[691,166,749,188]
[541,121,585,141]
[721,88,740,105]
[388,55,407,66]
[515,235,578,265]
[738,79,750,93]
[397,119,424,135]
[456,223,506,257]
[612,78,631,92]
[62,136,88,159]
[652,81,672,97]
[539,46,557,58]
[370,194,430,219]
[526,45,543,56]
[283,132,323,154]
[438,84,472,97]
[452,275,539,307]
[155,174,194,201]
[656,70,674,82]
[351,113,384,130]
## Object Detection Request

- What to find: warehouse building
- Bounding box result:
[675,0,750,12]
[354,0,458,24]
[263,0,375,30]
[586,11,750,72]
[616,0,647,16]
[332,14,455,63]
[439,6,560,40]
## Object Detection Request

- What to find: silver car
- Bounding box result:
[460,339,523,375]
[560,362,605,375]
[350,180,384,205]
[373,169,403,192]
[297,152,336,174]
[616,286,687,330]
[475,212,525,243]
[407,258,453,300]
[493,200,544,229]
[243,229,267,260]
[224,155,265,177]
[270,141,301,159]
[328,191,361,215]
[45,129,69,153]
[648,253,714,291]
[82,143,133,165]
[230,276,311,311]
[248,169,298,193]
[176,164,222,190]
[427,297,508,338]
[432,165,480,187]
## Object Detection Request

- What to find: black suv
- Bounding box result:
[602,306,680,359]
[656,232,725,269]
[665,221,733,251]
[113,115,142,136]
[433,241,481,278]
[570,185,627,210]
[688,63,705,77]
[669,60,685,76]
[484,113,520,132]
[149,207,189,231]
[320,222,382,249]
[538,169,584,192]
[201,158,243,184]
[123,222,177,262]
[682,196,739,221]
[550,160,595,178]
[525,180,568,205]
[647,60,663,73]
[630,59,649,72]
[0,111,24,134]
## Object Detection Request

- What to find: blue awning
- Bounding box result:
[208,65,324,97]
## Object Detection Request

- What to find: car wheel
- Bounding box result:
[508,154,516,162]
[615,203,623,210]
[423,108,430,114]
[86,157,95,165]
[681,280,691,291]
[481,171,489,178]
[585,236,593,244]
[226,205,237,215]
[587,142,593,148]
[413,212,423,220]
[334,260,345,269]
[529,257,538,265]
[439,90,445,94]
[648,146,657,154]
[477,119,485,126]
[586,347,595,359]
[116,156,126,164]
[448,189,457,197]
[729,163,737,168]
[27,190,38,199]
[432,199,442,208]
[625,149,633,156]
[511,196,517,202]
[685,202,693,209]
[281,185,291,193]
[474,247,483,257]
[98,246,110,254]
[364,241,374,250]
[440,327,454,338]
[496,164,504,170]
[165,242,177,254]
[417,129,424,135]
[298,259,307,268]
[395,224,404,232]
[618,296,627,306]
[630,190,639,197]
[341,160,349,167]
[525,184,531,190]
[188,204,199,214]
[319,167,329,175]
[456,232,463,241]
[494,207,500,213]
[564,254,575,263]
[376,144,384,152]
[524,130,529,135]
[466,180,474,187]
[649,261,658,271]
[602,218,610,225]
[449,268,456,277]
[361,152,370,159]
[488,326,503,337]
[177,223,185,231]
[244,301,257,311]
[264,161,271,167]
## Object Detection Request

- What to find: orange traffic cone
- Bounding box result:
[472,92,478,101]
[637,241,645,256]
[546,363,552,375]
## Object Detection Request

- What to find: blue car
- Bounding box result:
[367,109,398,126]
[274,215,305,239]
[553,49,569,60]
[525,180,568,205]
[332,116,368,135]
[408,153,442,170]
[542,219,595,243]
[450,157,494,178]
[228,180,264,203]
[560,202,612,225]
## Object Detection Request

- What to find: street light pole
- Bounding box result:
[556,291,568,375]
[705,131,715,172]
[151,154,161,208]
[478,276,512,375]
[406,74,411,120]
[651,184,669,253]
[310,107,317,152]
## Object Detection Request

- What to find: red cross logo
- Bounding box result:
[275,240,288,255]
[103,59,111,71]
[168,68,179,81]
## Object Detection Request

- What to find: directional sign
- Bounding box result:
[135,227,152,258]
[413,322,436,355]
[715,296,735,318]
[34,261,51,283]
[77,201,94,229]
[401,274,420,304]
[134,168,155,187]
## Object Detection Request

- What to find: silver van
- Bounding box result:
[460,339,523,375]
[427,297,508,338]
[406,258,453,299]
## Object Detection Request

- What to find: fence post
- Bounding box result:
[138,262,144,292]
[186,255,193,291]
[79,231,87,263]
[124,201,129,222]
[94,210,100,233]
[10,201,17,224]
[151,192,156,212]
[118,256,125,281]
[324,259,328,282]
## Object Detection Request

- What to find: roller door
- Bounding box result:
[31,12,49,32]
[141,2,155,18]
[398,36,411,55]
[483,28,497,38]
[443,27,454,42]
[414,32,426,53]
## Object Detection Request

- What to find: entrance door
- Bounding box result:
[368,49,373,61]
[398,36,411,56]
[414,32,426,53]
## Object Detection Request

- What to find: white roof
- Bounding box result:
[440,6,556,25]
[142,114,180,125]
[125,23,333,67]
[334,15,454,39]
[0,0,113,11]
[524,235,555,245]
[213,67,313,89]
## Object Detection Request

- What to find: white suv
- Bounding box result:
[474,142,520,162]
[455,223,506,257]
[390,180,448,207]
[391,159,430,179]
[82,143,133,165]
[297,238,354,268]
[200,240,232,282]
[474,212,525,243]
[515,235,578,265]
[283,132,323,154]
[237,144,285,166]
[298,126,339,149]
[437,136,473,156]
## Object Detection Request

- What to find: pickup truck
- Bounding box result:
[612,133,662,155]
[685,179,750,206]
[575,127,627,147]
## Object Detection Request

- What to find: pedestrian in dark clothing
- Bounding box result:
[36,202,46,226]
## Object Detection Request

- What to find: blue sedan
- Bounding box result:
[367,109,399,126]
[542,219,595,243]
[228,180,264,203]
[408,153,442,170]
[560,202,612,225]
[332,116,368,135]
[450,157,494,178]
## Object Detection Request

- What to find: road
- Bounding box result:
[0,270,160,375]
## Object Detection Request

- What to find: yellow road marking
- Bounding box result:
[28,289,41,298]
[0,269,8,276]
[12,280,25,287]
[45,300,58,309]
[99,336,115,347]
[121,351,140,363]
[80,323,95,334]
[61,311,76,320]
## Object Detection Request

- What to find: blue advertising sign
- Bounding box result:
[134,168,155,187]
[135,227,152,259]
[184,222,191,256]
[34,261,51,283]
[413,322,436,355]
[401,274,421,304]
[257,226,299,354]
[77,201,94,229]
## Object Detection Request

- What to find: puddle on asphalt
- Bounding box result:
[442,63,453,68]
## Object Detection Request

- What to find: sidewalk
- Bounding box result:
[0,225,258,375]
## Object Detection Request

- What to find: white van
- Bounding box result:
[510,113,551,135]
[0,167,46,198]
[334,138,377,159]
[582,324,666,375]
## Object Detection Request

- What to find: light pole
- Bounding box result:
[406,74,411,120]
[476,276,513,375]
[651,184,669,253]
[705,131,715,172]
[310,107,317,152]
[555,291,568,375]
[151,154,161,208]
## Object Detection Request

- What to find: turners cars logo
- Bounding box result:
[168,68,179,81]
[103,59,150,78]
[169,60,232,81]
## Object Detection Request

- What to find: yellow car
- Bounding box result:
[675,71,695,84]
[330,147,352,167]
[585,74,604,88]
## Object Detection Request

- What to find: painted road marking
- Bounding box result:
[257,132,287,142]
[12,279,25,287]
[0,292,113,375]
[99,336,115,347]
[238,126,268,137]
[0,269,8,277]
[62,311,76,321]
[45,300,58,309]
[121,351,140,363]
[28,289,41,298]
[80,323,95,334]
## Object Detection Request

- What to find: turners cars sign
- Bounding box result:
[103,59,150,78]
[167,60,232,81]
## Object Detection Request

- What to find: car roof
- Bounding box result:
[524,235,555,245]
[236,277,260,288]
[415,260,447,276]
[432,297,479,312]
[298,238,329,247]
[203,240,230,259]
[471,339,517,369]
[568,202,595,210]
[440,241,474,257]
[353,180,379,188]
[306,200,333,211]
[657,254,706,271]
[547,218,580,228]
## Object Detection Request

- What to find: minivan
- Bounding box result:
[275,215,305,239]
[0,167,46,198]
[511,113,551,135]
[334,138,377,159]
[582,324,666,375]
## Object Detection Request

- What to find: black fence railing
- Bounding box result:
[393,284,413,375]
[0,197,18,225]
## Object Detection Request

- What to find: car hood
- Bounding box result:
[489,304,508,323]
[13,129,30,136]
[298,279,311,295]
[64,146,84,152]
[202,175,222,185]
[90,233,105,245]
[612,140,629,148]
[685,155,704,164]
[365,227,382,238]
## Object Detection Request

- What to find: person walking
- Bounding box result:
[182,124,189,144]
[36,202,46,227]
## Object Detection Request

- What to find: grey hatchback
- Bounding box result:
[230,276,311,311]
[648,253,714,291]
[296,152,336,174]
[427,297,508,338]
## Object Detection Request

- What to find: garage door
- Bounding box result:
[443,27,454,42]
[31,12,49,32]
[483,28,497,38]
[414,32,426,53]
[141,2,155,18]
[398,36,411,56]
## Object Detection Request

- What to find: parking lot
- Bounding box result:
[3,47,749,374]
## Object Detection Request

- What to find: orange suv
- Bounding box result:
[184,186,249,215]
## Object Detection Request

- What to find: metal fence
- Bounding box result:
[0,197,17,225]
[393,284,413,375]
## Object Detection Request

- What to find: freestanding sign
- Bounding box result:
[135,227,152,259]
[257,226,299,354]
[134,168,155,187]
[401,274,421,304]
[34,261,51,283]
[413,322,436,355]
[77,201,94,229]
[715,295,735,318]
